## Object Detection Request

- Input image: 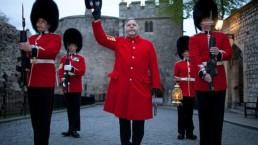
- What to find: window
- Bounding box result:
[145,21,153,32]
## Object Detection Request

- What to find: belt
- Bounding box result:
[30,59,55,64]
[180,77,195,81]
[202,61,223,66]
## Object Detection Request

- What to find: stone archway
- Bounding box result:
[229,44,243,109]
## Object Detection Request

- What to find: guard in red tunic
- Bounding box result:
[59,28,86,138]
[174,36,197,140]
[86,1,161,144]
[18,0,61,144]
[189,0,233,145]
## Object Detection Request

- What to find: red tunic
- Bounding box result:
[92,21,161,120]
[58,54,86,93]
[174,60,196,97]
[27,33,61,87]
[189,32,233,91]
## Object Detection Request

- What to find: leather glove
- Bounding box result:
[152,88,160,97]
[62,79,70,87]
[92,0,102,20]
[62,81,67,87]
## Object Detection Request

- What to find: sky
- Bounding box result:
[0,0,195,36]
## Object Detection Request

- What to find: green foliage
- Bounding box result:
[0,11,9,23]
[150,0,251,20]
[216,0,251,19]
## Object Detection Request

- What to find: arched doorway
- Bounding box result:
[230,44,243,108]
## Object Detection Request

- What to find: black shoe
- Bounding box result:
[186,133,197,140]
[177,133,185,140]
[62,131,71,136]
[71,131,80,138]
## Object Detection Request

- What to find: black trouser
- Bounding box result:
[177,97,195,135]
[196,90,226,145]
[28,87,54,145]
[119,118,145,145]
[64,92,81,131]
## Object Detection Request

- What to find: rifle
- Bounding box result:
[63,45,70,93]
[16,3,30,87]
[206,36,217,92]
[15,4,29,116]
[206,11,217,92]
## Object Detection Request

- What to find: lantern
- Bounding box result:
[171,82,183,106]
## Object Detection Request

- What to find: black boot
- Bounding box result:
[71,131,80,138]
[186,133,197,140]
[62,131,71,136]
[177,133,185,140]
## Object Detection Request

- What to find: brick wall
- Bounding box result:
[223,0,258,103]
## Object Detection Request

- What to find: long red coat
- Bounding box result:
[189,32,233,91]
[27,33,61,87]
[58,54,86,93]
[92,21,161,120]
[174,60,196,97]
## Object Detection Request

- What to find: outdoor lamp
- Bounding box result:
[171,82,183,106]
[215,19,224,31]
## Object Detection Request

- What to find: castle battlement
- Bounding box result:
[119,0,171,19]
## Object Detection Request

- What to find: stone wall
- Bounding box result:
[223,0,258,104]
[0,21,20,90]
[0,21,28,116]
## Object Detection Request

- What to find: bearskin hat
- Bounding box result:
[177,36,190,60]
[63,28,83,53]
[193,0,218,31]
[30,0,59,32]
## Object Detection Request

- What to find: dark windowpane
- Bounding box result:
[150,21,153,32]
[145,21,149,32]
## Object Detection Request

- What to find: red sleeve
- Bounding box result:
[189,35,203,72]
[73,56,86,76]
[149,42,161,89]
[92,21,117,51]
[174,62,180,77]
[58,56,65,82]
[219,33,233,61]
[30,34,62,59]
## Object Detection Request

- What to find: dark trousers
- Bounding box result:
[196,90,226,145]
[28,87,54,145]
[119,118,145,145]
[177,97,195,135]
[64,92,81,131]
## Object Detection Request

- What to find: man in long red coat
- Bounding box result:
[86,1,161,144]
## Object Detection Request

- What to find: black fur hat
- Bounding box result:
[63,28,83,53]
[177,36,190,60]
[30,0,59,32]
[193,0,218,31]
